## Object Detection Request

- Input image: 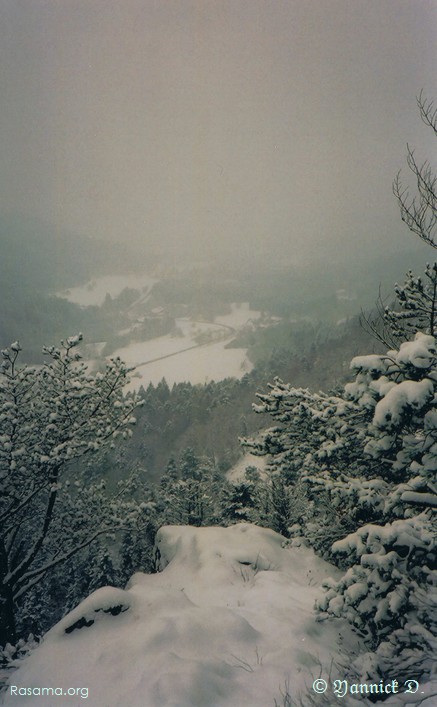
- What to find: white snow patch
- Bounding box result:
[226,454,267,483]
[112,315,254,390]
[113,333,191,365]
[4,524,365,707]
[350,354,387,376]
[215,303,261,329]
[58,275,157,307]
[125,342,252,390]
[395,333,437,369]
[373,379,434,429]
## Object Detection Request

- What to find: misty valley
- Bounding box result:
[1,2,436,698]
[2,241,437,706]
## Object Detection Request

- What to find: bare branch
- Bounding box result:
[417,89,437,136]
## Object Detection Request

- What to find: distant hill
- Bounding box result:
[1,209,432,361]
[0,212,154,358]
[245,245,435,319]
[0,211,152,292]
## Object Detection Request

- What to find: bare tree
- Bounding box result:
[362,93,437,346]
[393,91,437,248]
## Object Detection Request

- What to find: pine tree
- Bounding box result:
[87,544,120,594]
[220,479,258,524]
[362,262,437,347]
[158,454,223,527]
[245,332,437,683]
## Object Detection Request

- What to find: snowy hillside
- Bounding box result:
[5,524,436,707]
[2,524,371,707]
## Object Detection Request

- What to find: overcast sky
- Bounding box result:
[1,0,436,266]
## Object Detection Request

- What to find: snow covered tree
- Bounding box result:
[362,261,437,348]
[318,513,436,684]
[243,92,437,687]
[158,453,223,527]
[316,334,437,682]
[384,262,437,339]
[0,335,142,647]
[245,332,437,683]
[242,376,381,551]
[220,477,260,524]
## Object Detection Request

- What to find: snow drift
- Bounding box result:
[2,524,378,706]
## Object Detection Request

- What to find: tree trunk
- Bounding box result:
[0,583,16,647]
[0,537,16,647]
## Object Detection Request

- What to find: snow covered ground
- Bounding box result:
[4,524,436,707]
[121,339,252,390]
[2,525,361,707]
[57,275,157,307]
[56,272,262,387]
[112,307,259,390]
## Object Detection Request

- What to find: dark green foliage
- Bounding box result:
[220,480,259,524]
[158,451,224,526]
[115,376,266,483]
[119,522,158,583]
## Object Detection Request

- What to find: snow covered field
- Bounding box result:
[57,274,157,307]
[57,274,261,387]
[112,306,259,389]
[3,524,366,707]
[120,338,252,389]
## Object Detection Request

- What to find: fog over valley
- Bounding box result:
[1,0,436,366]
[1,2,437,706]
[1,0,436,266]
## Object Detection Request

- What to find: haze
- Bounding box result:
[1,0,436,267]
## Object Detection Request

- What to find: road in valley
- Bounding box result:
[135,320,237,367]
